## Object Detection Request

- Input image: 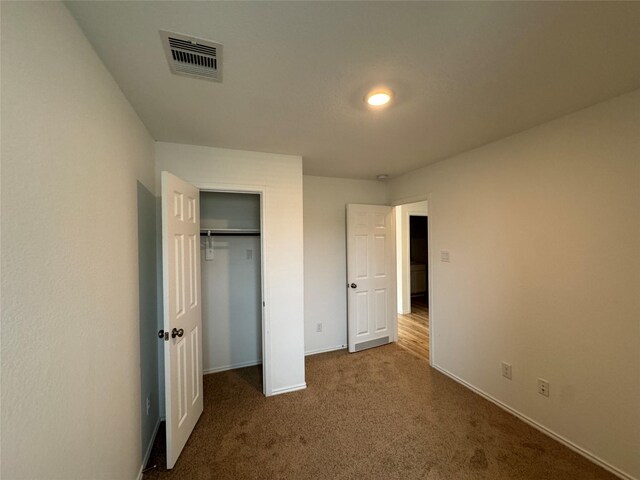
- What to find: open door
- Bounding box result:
[346,204,397,353]
[161,171,203,468]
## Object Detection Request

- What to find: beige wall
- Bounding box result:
[1,2,155,479]
[388,90,640,479]
[303,175,388,355]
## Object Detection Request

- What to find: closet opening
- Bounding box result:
[200,190,264,393]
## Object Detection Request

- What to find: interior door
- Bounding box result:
[346,204,397,353]
[161,171,203,469]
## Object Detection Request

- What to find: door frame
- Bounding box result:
[392,194,434,366]
[191,180,271,396]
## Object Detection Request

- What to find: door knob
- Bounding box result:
[171,328,184,338]
[350,283,357,289]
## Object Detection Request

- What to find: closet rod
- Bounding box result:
[199,231,260,237]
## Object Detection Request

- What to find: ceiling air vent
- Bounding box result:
[160,30,222,82]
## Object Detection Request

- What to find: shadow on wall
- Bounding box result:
[137,182,160,465]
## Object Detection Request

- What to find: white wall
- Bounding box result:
[200,192,262,373]
[395,201,428,314]
[303,175,388,355]
[155,143,305,395]
[388,90,640,479]
[1,2,156,479]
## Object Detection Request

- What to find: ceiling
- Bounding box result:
[66,1,640,180]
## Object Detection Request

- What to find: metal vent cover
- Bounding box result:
[160,30,222,82]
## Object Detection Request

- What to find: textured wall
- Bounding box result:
[302,175,388,355]
[388,91,640,479]
[1,2,155,479]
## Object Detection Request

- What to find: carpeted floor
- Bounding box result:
[143,344,614,479]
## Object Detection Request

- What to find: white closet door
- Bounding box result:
[346,204,397,352]
[161,171,203,469]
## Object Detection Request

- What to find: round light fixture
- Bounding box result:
[366,89,393,107]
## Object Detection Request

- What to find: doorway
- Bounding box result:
[395,201,429,362]
[199,191,264,390]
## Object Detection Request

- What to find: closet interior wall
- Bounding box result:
[200,192,262,374]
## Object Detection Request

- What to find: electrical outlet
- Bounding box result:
[316,323,322,333]
[246,249,253,260]
[440,250,450,262]
[538,378,550,397]
[146,395,151,416]
[501,362,512,380]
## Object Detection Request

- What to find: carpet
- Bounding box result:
[143,344,614,479]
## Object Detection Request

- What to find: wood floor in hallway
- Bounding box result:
[397,297,429,362]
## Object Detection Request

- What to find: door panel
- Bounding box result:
[347,204,396,353]
[162,171,203,469]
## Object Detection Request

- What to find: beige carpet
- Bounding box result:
[144,344,614,479]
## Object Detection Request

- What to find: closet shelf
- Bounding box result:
[200,228,260,236]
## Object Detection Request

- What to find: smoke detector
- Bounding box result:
[160,30,222,82]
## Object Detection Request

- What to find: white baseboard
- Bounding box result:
[203,359,262,375]
[268,382,307,396]
[305,345,346,356]
[431,364,636,480]
[136,416,162,480]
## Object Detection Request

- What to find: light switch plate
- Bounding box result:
[441,250,450,262]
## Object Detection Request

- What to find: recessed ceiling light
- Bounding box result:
[376,174,389,181]
[366,89,393,107]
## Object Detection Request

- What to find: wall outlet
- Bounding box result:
[316,323,322,333]
[501,362,512,380]
[440,250,450,262]
[538,378,550,397]
[246,249,253,260]
[146,395,151,416]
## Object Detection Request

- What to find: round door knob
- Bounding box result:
[171,328,184,338]
[350,283,357,289]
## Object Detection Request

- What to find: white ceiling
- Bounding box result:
[66,1,640,180]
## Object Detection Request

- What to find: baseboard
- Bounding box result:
[136,416,162,480]
[203,359,262,375]
[431,364,636,480]
[269,382,307,396]
[305,345,346,356]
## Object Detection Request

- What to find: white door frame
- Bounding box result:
[191,180,271,396]
[392,194,434,366]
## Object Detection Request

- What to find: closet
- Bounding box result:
[199,191,262,376]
